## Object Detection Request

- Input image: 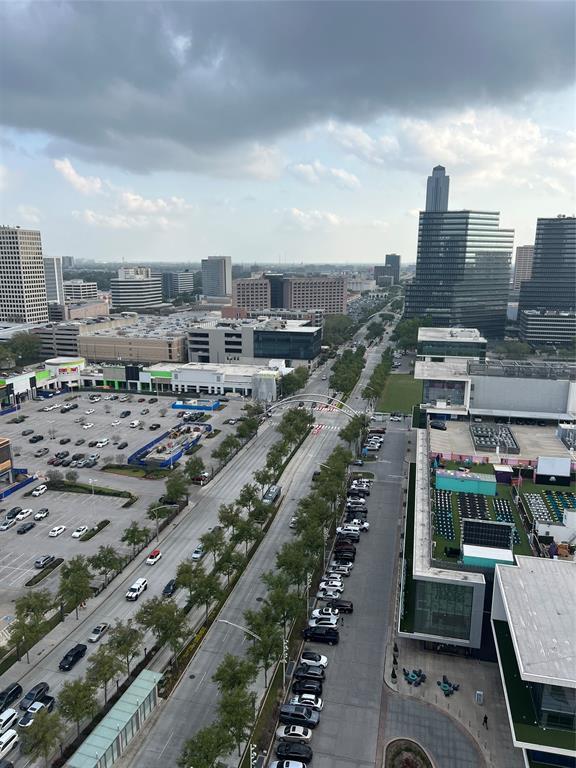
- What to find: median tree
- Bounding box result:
[58,556,93,619]
[58,678,97,736]
[107,619,143,675]
[177,722,234,768]
[88,545,124,585]
[20,708,64,768]
[244,604,283,687]
[200,526,226,566]
[164,470,188,503]
[184,454,205,482]
[186,563,222,623]
[234,517,260,556]
[9,615,43,663]
[253,467,274,498]
[136,598,189,657]
[216,546,245,586]
[218,685,256,757]
[86,645,123,703]
[212,654,257,694]
[218,503,240,538]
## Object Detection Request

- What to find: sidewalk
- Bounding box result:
[384,635,523,768]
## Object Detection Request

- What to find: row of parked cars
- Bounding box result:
[272,475,373,765]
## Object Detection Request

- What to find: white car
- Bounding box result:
[329,560,353,572]
[111,420,120,426]
[88,622,110,643]
[34,508,49,520]
[337,526,361,536]
[96,439,109,448]
[300,651,328,668]
[390,415,402,422]
[316,588,342,600]
[145,549,162,565]
[31,484,47,497]
[318,581,344,593]
[72,526,88,539]
[346,497,366,505]
[82,422,94,430]
[85,409,95,415]
[311,607,339,619]
[104,395,113,400]
[348,519,370,531]
[289,694,324,712]
[275,724,312,743]
[308,615,339,628]
[15,508,33,521]
[328,564,353,576]
[49,525,66,537]
[321,572,343,584]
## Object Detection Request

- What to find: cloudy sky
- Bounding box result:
[1,1,574,265]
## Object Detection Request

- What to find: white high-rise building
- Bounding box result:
[64,279,99,301]
[110,267,162,310]
[0,226,49,323]
[43,256,65,304]
[202,256,232,297]
[425,165,450,212]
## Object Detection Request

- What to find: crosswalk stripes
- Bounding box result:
[314,404,340,412]
[311,424,340,434]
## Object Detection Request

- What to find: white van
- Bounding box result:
[129,420,141,429]
[0,708,18,735]
[0,728,18,759]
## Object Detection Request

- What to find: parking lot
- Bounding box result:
[0,490,130,594]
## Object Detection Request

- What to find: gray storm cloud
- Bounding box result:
[1,1,574,173]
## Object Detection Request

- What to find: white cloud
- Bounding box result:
[73,209,175,231]
[283,207,344,231]
[54,157,103,195]
[241,144,284,181]
[119,191,191,214]
[17,205,41,224]
[289,160,360,190]
[328,122,398,165]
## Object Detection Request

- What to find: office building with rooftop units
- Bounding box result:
[64,279,98,301]
[201,255,232,298]
[48,300,110,323]
[233,276,271,311]
[232,273,347,315]
[187,317,321,368]
[417,327,487,362]
[110,267,163,311]
[492,557,576,765]
[162,270,195,300]
[0,226,49,323]
[519,310,576,348]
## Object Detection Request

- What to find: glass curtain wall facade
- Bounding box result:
[253,328,321,360]
[405,211,513,338]
[519,216,576,312]
[413,580,474,640]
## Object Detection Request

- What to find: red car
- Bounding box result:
[146,549,162,565]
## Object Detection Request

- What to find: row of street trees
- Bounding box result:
[329,346,366,396]
[362,347,394,403]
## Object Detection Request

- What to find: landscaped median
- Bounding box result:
[46,478,138,507]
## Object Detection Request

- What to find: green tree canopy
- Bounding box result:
[58,678,97,736]
[178,722,234,768]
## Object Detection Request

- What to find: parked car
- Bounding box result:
[275,743,313,763]
[33,448,49,458]
[291,679,323,696]
[117,441,128,449]
[88,623,110,643]
[318,581,343,593]
[325,599,354,614]
[278,704,319,729]
[300,651,328,668]
[311,607,339,619]
[302,626,340,645]
[15,509,32,522]
[74,439,85,446]
[149,423,161,431]
[29,435,44,444]
[71,526,88,539]
[430,420,447,431]
[5,508,21,520]
[275,725,312,743]
[16,522,35,535]
[21,430,34,437]
[307,615,339,628]
[59,438,71,445]
[19,683,49,711]
[59,644,87,671]
[34,555,55,569]
[0,520,16,531]
[191,545,205,561]
[289,694,323,711]
[49,526,66,537]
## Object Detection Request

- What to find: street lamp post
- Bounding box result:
[148,503,179,541]
[217,618,288,692]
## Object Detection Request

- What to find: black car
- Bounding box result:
[0,758,15,768]
[120,410,131,418]
[6,507,22,520]
[0,682,23,711]
[29,435,44,443]
[118,441,128,449]
[59,643,87,671]
[59,438,71,445]
[61,458,73,467]
[75,438,85,446]
[17,522,36,535]
[302,626,339,645]
[56,451,70,458]
[279,704,320,729]
[88,440,98,448]
[69,403,79,409]
[291,679,323,696]
[72,453,85,461]
[293,664,325,681]
[148,397,158,403]
[19,682,50,710]
[162,579,177,597]
[149,423,161,431]
[333,550,355,562]
[276,742,313,763]
[336,531,360,543]
[326,598,353,614]
[22,429,34,436]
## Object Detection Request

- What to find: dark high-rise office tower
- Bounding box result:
[518,216,576,312]
[405,210,513,338]
[266,273,285,308]
[385,253,401,284]
[425,165,450,212]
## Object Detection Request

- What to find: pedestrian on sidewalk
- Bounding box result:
[483,714,488,729]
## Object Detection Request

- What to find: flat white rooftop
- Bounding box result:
[146,362,282,376]
[496,556,576,688]
[414,359,470,380]
[418,327,486,343]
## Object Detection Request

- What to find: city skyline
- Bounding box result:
[1,1,575,264]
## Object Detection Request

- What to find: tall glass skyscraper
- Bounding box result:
[519,216,576,312]
[425,165,450,212]
[405,210,513,338]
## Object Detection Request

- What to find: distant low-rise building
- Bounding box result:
[48,300,109,322]
[519,310,576,348]
[162,270,195,299]
[64,279,98,301]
